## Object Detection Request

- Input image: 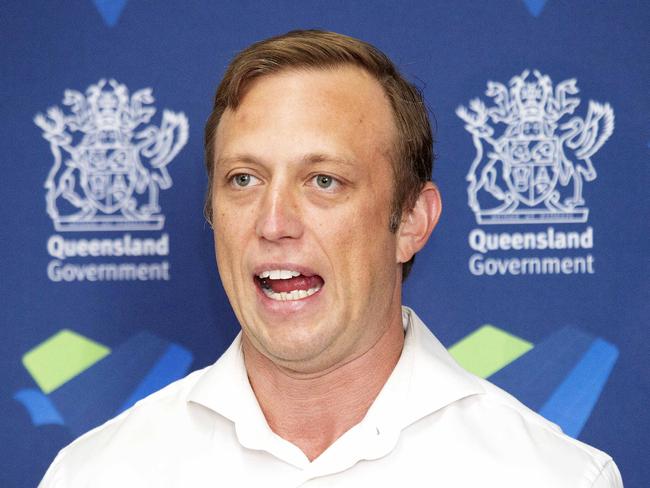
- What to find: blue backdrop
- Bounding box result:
[1,1,648,486]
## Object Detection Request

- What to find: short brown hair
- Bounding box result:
[204,30,434,280]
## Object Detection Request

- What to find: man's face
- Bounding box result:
[212,66,404,373]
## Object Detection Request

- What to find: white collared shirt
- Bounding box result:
[40,308,623,487]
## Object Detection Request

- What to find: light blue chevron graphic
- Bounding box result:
[450,325,619,438]
[15,329,193,436]
[522,0,548,17]
[538,338,619,437]
[13,389,64,426]
[92,0,128,27]
[117,343,193,414]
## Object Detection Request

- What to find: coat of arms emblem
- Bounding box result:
[457,70,614,224]
[35,79,188,231]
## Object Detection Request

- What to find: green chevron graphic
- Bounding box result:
[448,325,533,378]
[22,329,110,393]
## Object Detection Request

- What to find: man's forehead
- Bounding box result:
[215,67,397,157]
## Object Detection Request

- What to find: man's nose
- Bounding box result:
[255,185,304,242]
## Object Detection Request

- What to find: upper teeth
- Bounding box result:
[258,269,301,279]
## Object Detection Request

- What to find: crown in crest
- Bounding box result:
[85,79,129,131]
[510,70,552,120]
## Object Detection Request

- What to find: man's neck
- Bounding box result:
[242,315,405,462]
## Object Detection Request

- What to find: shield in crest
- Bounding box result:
[503,136,559,207]
[79,142,137,214]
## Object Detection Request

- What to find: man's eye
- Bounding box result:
[231,174,259,187]
[313,174,337,190]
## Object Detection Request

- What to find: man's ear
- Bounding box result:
[396,182,442,264]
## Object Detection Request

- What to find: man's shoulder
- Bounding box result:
[477,377,609,456]
[39,366,214,487]
[405,309,622,487]
[422,375,620,486]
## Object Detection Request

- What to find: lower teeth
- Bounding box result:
[262,286,320,301]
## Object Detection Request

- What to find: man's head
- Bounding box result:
[205,30,440,373]
[204,30,435,280]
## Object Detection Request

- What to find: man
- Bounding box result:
[41,30,622,487]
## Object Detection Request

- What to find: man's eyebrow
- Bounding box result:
[300,153,356,167]
[215,154,260,168]
[216,153,356,168]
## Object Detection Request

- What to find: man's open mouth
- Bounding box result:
[254,269,324,301]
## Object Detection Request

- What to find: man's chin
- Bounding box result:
[243,322,342,372]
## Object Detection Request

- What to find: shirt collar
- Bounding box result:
[187,333,309,466]
[187,332,250,425]
[187,307,484,469]
[386,307,484,430]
